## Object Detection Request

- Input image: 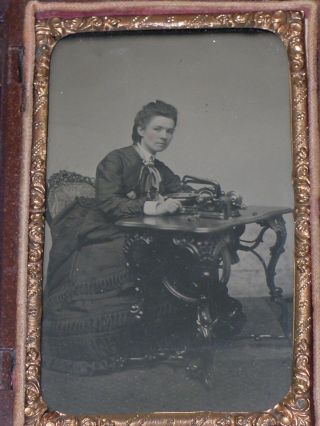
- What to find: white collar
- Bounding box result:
[135,143,156,163]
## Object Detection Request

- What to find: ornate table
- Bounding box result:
[117,206,292,344]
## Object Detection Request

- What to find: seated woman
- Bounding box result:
[42,100,194,375]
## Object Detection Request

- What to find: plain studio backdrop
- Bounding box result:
[45,29,294,297]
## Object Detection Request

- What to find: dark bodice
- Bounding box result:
[95,145,183,220]
[68,145,184,245]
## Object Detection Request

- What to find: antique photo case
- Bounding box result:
[16,1,319,425]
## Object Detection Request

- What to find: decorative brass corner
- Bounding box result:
[26,9,312,425]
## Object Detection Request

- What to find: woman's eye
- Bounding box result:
[153,126,174,134]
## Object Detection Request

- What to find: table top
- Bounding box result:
[116,205,292,235]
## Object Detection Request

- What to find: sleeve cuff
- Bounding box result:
[144,201,160,215]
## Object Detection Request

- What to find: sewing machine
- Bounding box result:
[166,175,244,219]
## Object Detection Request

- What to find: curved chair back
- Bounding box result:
[46,170,95,223]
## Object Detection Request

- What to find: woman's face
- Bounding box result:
[138,116,176,155]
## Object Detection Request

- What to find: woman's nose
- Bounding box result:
[159,129,168,139]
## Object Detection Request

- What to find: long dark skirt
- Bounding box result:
[42,202,193,376]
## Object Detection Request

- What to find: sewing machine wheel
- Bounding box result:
[160,242,231,305]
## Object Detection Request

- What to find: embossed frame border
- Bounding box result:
[18,1,319,425]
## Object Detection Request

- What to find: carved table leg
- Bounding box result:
[158,234,246,385]
[264,215,287,299]
[164,235,246,341]
[238,215,291,338]
[255,215,291,338]
[123,231,247,385]
[124,232,156,320]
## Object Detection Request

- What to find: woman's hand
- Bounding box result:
[156,198,182,215]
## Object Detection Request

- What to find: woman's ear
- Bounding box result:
[137,126,145,137]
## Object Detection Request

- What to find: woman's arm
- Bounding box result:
[159,162,191,194]
[96,151,146,219]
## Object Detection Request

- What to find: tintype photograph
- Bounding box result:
[40,29,294,415]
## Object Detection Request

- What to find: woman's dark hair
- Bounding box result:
[132,100,178,144]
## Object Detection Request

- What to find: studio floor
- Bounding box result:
[41,296,293,415]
